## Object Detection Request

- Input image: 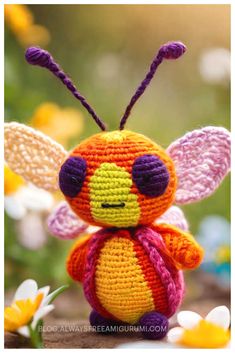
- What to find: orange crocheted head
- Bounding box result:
[24,42,186,228]
[59,130,177,227]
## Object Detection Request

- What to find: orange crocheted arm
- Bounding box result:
[66,233,92,283]
[152,223,204,270]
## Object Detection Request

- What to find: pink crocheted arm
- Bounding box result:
[47,201,89,240]
[152,223,204,270]
[167,126,230,204]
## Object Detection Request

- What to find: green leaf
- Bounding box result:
[35,319,44,339]
[47,284,69,304]
[28,323,44,349]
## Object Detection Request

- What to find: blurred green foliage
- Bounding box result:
[5,5,230,290]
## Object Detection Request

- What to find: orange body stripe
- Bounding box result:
[66,234,91,282]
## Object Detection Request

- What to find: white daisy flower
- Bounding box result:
[4,164,54,220]
[168,305,230,348]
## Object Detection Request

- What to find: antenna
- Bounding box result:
[119,41,186,130]
[25,47,106,131]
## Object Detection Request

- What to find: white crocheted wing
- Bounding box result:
[4,122,67,192]
[167,126,230,205]
[155,206,189,232]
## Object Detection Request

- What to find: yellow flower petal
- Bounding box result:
[4,293,44,332]
[18,25,50,47]
[4,317,20,332]
[34,292,44,310]
[4,164,25,195]
[4,306,22,332]
[5,4,50,47]
[30,103,84,147]
[180,320,230,348]
[5,5,33,33]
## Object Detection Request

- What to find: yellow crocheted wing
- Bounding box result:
[152,223,204,270]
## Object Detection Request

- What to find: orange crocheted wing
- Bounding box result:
[152,223,204,270]
[66,233,92,283]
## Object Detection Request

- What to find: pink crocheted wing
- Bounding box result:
[155,206,189,232]
[167,126,230,204]
[47,201,89,240]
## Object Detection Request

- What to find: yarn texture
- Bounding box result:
[25,47,106,131]
[139,312,169,339]
[67,226,186,324]
[167,126,231,204]
[4,40,231,340]
[60,130,177,228]
[4,122,67,192]
[157,206,189,232]
[47,201,88,239]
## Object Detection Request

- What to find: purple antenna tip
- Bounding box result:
[119,40,186,129]
[25,47,51,68]
[159,41,186,60]
[25,46,106,131]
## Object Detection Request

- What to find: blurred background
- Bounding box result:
[5,4,230,323]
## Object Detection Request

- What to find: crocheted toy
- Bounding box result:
[4,42,230,340]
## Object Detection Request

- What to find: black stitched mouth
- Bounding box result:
[101,202,125,209]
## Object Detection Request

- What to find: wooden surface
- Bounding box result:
[5,273,230,349]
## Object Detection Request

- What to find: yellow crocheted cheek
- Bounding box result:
[89,163,140,227]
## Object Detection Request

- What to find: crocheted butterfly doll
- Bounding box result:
[4,41,230,340]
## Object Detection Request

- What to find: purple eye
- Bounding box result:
[132,154,169,197]
[59,156,86,197]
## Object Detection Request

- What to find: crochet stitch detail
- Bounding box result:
[153,223,204,270]
[4,122,67,191]
[167,126,231,204]
[61,130,177,227]
[47,201,88,239]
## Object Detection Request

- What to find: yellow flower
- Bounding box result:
[4,293,43,332]
[5,4,33,33]
[30,103,84,147]
[4,164,24,195]
[5,4,50,47]
[4,279,54,337]
[168,306,230,348]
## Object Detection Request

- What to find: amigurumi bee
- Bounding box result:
[5,41,231,340]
